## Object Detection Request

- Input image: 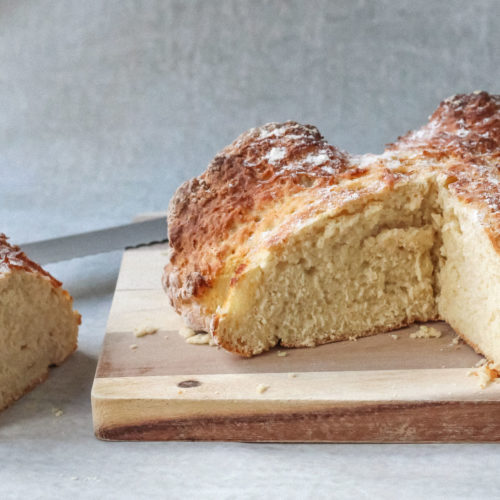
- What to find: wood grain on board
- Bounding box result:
[91,230,500,442]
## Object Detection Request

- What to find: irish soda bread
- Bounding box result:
[164,91,500,359]
[0,235,80,410]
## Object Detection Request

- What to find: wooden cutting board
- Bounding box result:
[91,237,500,442]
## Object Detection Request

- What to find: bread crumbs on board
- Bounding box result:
[179,325,217,346]
[256,384,269,394]
[410,325,442,339]
[468,362,500,389]
[178,326,196,338]
[186,333,212,345]
[134,323,159,337]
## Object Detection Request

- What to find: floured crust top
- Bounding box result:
[164,121,351,326]
[0,234,62,287]
[389,91,500,251]
[164,92,500,330]
[389,91,500,156]
[0,234,81,326]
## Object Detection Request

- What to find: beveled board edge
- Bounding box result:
[91,369,500,442]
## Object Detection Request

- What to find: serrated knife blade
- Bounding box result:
[18,217,168,265]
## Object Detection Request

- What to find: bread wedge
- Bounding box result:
[0,235,80,410]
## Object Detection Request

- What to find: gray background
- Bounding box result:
[2,0,499,242]
[1,1,499,499]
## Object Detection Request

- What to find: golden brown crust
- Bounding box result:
[390,91,500,251]
[389,91,500,156]
[0,233,82,325]
[0,233,62,287]
[163,122,349,327]
[164,92,500,343]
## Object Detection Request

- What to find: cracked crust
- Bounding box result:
[389,91,500,251]
[163,122,349,330]
[0,234,62,287]
[163,92,500,351]
[0,234,81,324]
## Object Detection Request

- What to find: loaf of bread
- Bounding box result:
[163,91,500,360]
[0,235,80,410]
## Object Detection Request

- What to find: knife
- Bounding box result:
[18,217,168,265]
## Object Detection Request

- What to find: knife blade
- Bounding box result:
[18,217,168,265]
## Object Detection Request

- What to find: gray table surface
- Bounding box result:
[1,1,499,498]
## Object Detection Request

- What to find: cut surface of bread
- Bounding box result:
[0,235,80,410]
[163,91,500,360]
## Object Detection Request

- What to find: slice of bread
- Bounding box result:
[0,234,80,410]
[164,91,500,360]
